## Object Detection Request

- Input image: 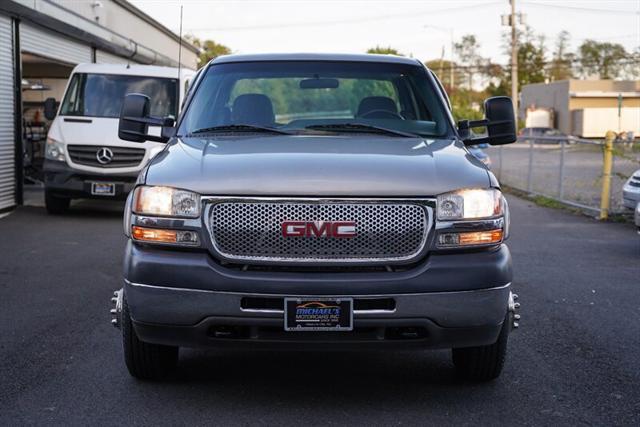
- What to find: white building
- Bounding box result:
[0,0,199,211]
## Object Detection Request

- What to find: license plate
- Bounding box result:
[285,298,353,331]
[91,182,115,196]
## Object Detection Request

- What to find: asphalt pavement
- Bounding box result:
[1,194,639,425]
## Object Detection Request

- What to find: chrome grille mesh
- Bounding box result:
[208,200,429,263]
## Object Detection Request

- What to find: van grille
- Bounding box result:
[207,199,430,264]
[67,145,145,168]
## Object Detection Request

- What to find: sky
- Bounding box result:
[130,0,640,65]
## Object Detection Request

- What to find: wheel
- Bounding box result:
[122,296,178,380]
[44,190,70,214]
[452,314,510,381]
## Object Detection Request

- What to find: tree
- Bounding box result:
[577,40,629,79]
[517,36,546,87]
[424,59,464,91]
[454,34,485,89]
[500,26,546,92]
[548,31,574,81]
[366,46,404,56]
[186,36,232,67]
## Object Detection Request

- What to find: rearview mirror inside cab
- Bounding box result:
[118,93,175,143]
[458,96,517,146]
[44,97,57,121]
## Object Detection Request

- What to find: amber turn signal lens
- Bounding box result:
[437,229,503,247]
[131,226,177,243]
[458,229,503,245]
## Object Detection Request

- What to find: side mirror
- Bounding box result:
[458,96,517,146]
[44,98,57,121]
[118,93,174,143]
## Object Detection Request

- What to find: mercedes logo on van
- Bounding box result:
[96,147,113,165]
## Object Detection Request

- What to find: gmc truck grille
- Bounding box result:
[67,145,145,168]
[207,199,431,264]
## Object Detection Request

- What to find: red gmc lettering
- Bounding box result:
[282,221,357,238]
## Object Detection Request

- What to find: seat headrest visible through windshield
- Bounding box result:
[356,96,398,117]
[232,94,275,126]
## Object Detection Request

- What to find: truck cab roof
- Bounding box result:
[211,53,424,67]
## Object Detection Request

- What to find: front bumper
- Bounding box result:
[43,159,139,199]
[122,242,514,349]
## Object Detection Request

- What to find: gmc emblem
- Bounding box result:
[282,221,357,238]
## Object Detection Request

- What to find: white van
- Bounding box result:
[43,63,196,214]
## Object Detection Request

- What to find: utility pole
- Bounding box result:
[424,25,455,90]
[510,0,518,118]
[450,27,455,91]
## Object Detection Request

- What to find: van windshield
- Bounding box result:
[60,73,178,119]
[180,61,451,137]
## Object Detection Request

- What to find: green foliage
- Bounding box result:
[499,26,546,92]
[577,40,629,79]
[548,31,574,81]
[425,59,465,92]
[454,34,486,89]
[186,36,232,67]
[366,46,404,56]
[449,88,485,122]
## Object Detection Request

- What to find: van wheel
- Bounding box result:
[44,190,70,214]
[452,314,510,382]
[122,297,178,380]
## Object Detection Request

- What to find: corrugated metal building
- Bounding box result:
[0,0,199,212]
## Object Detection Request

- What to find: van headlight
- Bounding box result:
[436,188,502,220]
[132,186,200,218]
[45,137,65,162]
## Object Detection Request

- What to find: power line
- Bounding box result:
[182,1,501,32]
[521,1,640,15]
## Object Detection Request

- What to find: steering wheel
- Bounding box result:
[359,109,404,120]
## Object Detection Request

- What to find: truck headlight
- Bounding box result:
[132,186,200,218]
[436,188,502,220]
[45,137,65,162]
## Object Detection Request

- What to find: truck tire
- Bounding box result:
[44,190,70,215]
[451,314,510,381]
[122,297,178,380]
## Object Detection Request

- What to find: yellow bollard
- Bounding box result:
[599,131,616,220]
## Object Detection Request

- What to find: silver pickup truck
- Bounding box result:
[111,53,519,381]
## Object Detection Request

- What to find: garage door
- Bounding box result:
[96,50,133,65]
[20,22,92,64]
[0,15,15,210]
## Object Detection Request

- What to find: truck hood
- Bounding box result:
[144,135,491,197]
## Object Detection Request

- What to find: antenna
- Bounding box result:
[177,5,183,79]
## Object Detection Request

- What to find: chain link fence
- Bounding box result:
[487,136,640,215]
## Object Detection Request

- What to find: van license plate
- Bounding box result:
[285,298,353,331]
[91,182,115,196]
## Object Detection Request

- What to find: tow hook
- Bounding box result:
[110,289,123,329]
[508,291,520,330]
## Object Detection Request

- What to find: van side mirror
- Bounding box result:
[44,98,57,121]
[118,93,175,143]
[458,96,517,146]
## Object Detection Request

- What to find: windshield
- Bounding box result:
[180,61,451,137]
[60,73,178,118]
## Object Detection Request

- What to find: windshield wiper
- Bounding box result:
[305,123,418,138]
[188,124,292,136]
